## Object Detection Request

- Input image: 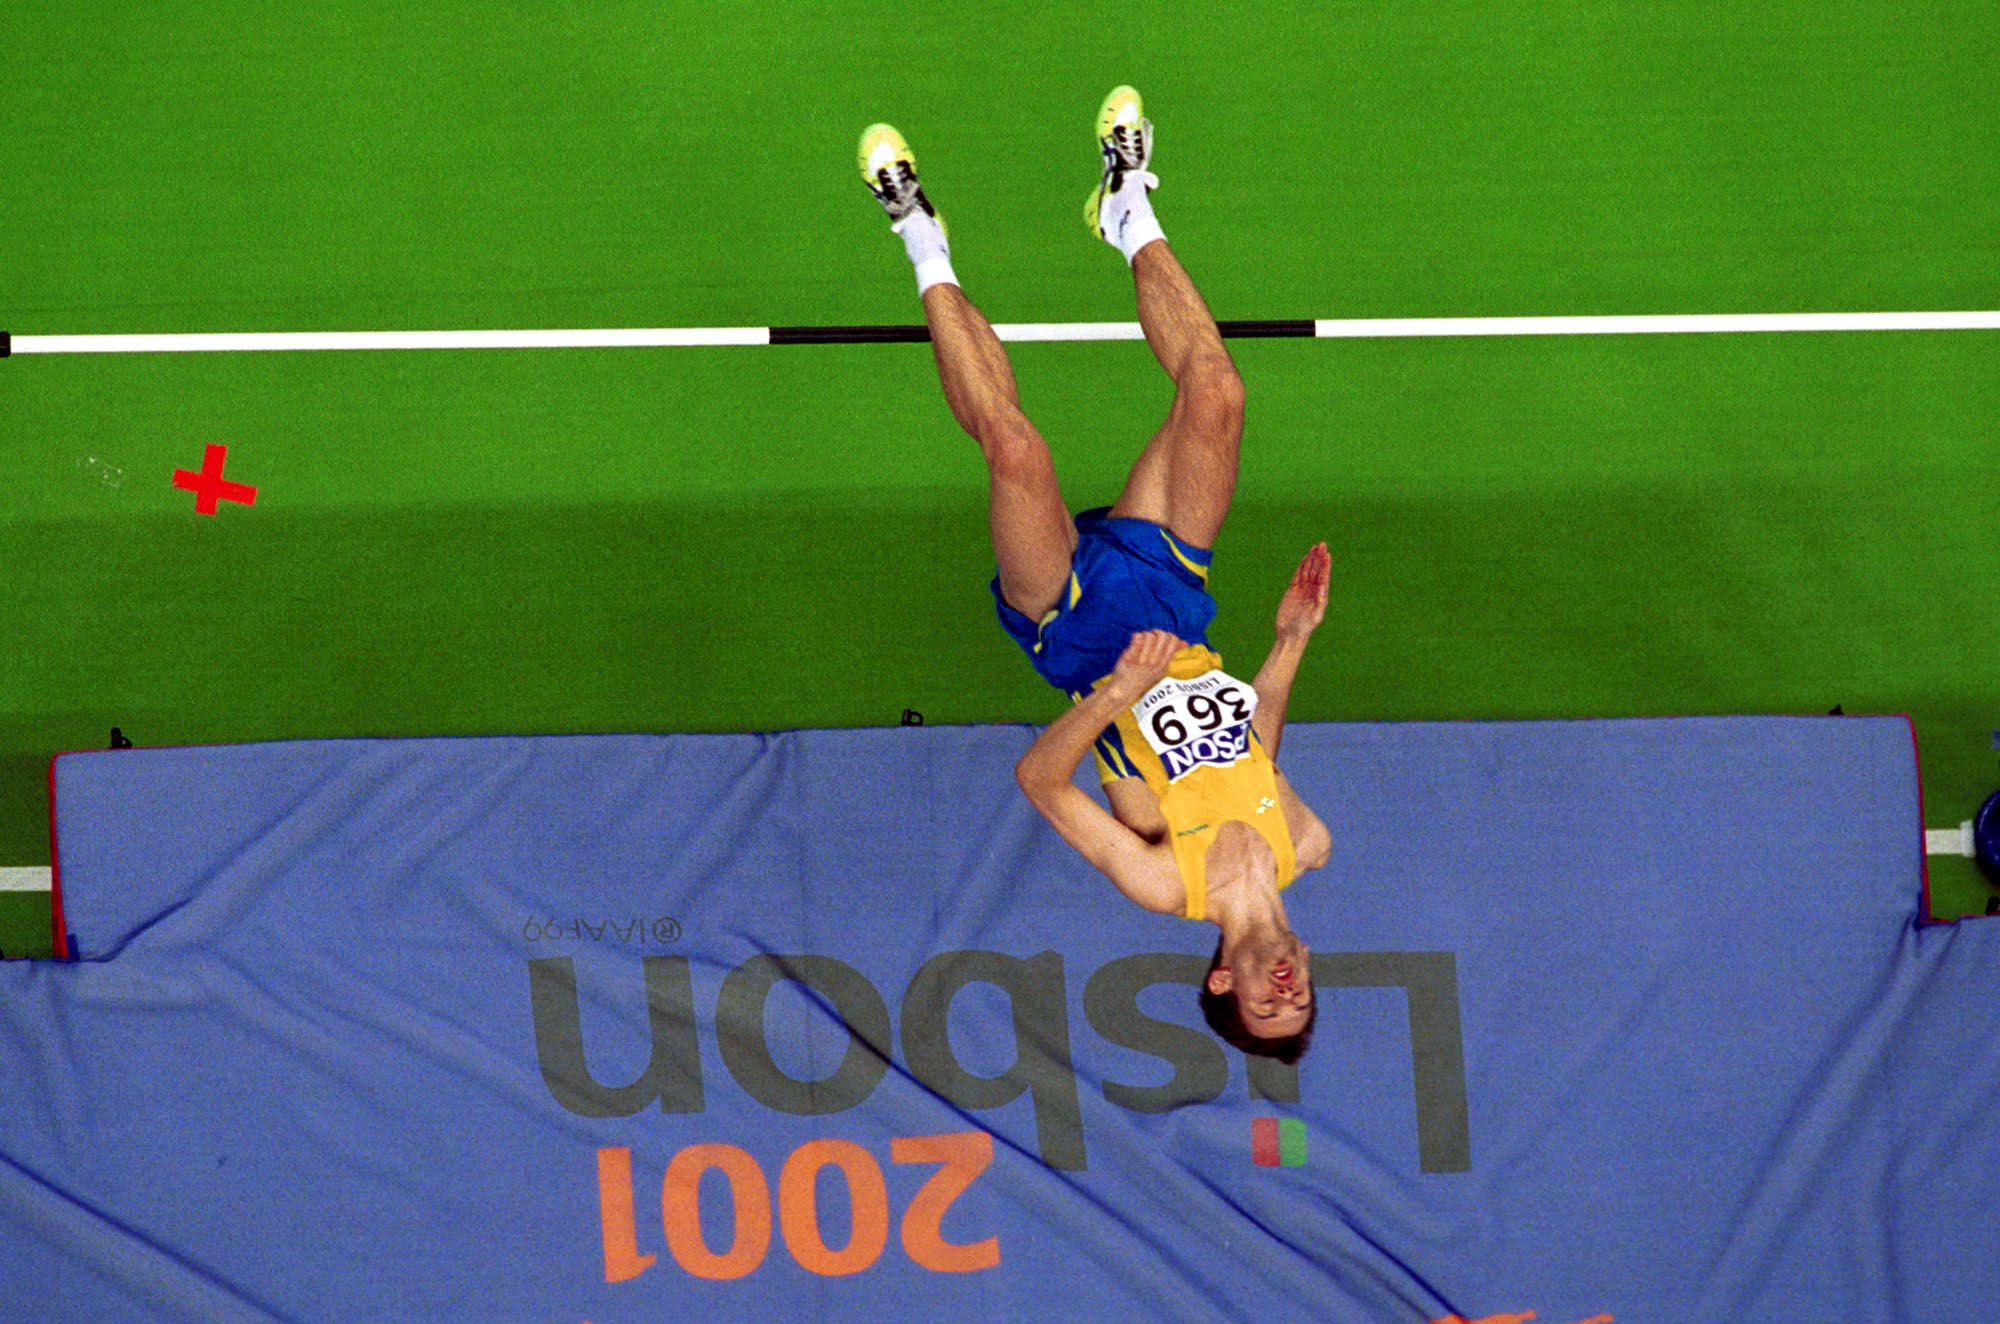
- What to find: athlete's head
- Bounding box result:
[1199,934,1315,1063]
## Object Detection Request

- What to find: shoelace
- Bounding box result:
[874,161,919,213]
[1107,124,1145,169]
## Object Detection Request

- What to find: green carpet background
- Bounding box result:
[3,2,1997,955]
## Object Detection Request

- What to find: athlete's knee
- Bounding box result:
[1178,354,1244,433]
[975,409,1053,483]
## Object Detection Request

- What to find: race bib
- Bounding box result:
[1131,669,1259,782]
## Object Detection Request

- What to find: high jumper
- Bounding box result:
[860,87,1333,1061]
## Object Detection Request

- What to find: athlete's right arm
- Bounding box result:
[1251,542,1331,758]
[1015,632,1186,915]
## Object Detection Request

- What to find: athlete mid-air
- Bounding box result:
[859,87,1332,1062]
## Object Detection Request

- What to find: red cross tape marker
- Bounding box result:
[172,443,258,515]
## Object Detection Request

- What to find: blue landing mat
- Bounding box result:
[1,718,1996,1322]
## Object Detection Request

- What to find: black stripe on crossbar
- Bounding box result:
[0,331,10,358]
[768,319,1316,346]
[1216,320,1316,338]
[770,325,933,344]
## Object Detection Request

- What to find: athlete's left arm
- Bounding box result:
[1251,542,1330,759]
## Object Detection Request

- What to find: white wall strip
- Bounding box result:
[1926,825,1976,857]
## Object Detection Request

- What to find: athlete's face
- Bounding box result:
[1233,937,1312,1039]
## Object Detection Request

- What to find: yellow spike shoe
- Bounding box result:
[858,122,945,235]
[1084,85,1156,239]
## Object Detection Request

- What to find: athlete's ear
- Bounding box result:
[1206,967,1233,996]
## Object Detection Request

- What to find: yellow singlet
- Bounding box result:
[1084,645,1298,920]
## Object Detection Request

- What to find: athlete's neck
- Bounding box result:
[1203,822,1290,947]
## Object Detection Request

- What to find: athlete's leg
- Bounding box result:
[921,282,1076,620]
[1114,239,1243,549]
[1085,89,1244,548]
[859,122,1074,620]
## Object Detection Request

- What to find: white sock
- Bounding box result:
[1104,173,1166,265]
[893,211,958,294]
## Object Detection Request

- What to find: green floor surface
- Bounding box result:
[4,2,1997,918]
[0,895,50,962]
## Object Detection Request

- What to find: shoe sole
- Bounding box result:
[1094,85,1143,143]
[1085,85,1144,237]
[857,123,913,188]
[858,122,946,236]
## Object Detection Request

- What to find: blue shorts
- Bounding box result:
[992,507,1218,696]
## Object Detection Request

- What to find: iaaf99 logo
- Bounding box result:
[529,949,1468,1285]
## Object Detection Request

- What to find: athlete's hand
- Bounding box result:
[1111,630,1181,700]
[1275,542,1330,643]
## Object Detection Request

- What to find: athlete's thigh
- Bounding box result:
[1107,426,1172,526]
[985,412,1078,620]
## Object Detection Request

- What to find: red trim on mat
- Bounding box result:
[1904,715,1938,927]
[47,753,69,959]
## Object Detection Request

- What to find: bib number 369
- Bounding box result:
[1132,670,1259,778]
